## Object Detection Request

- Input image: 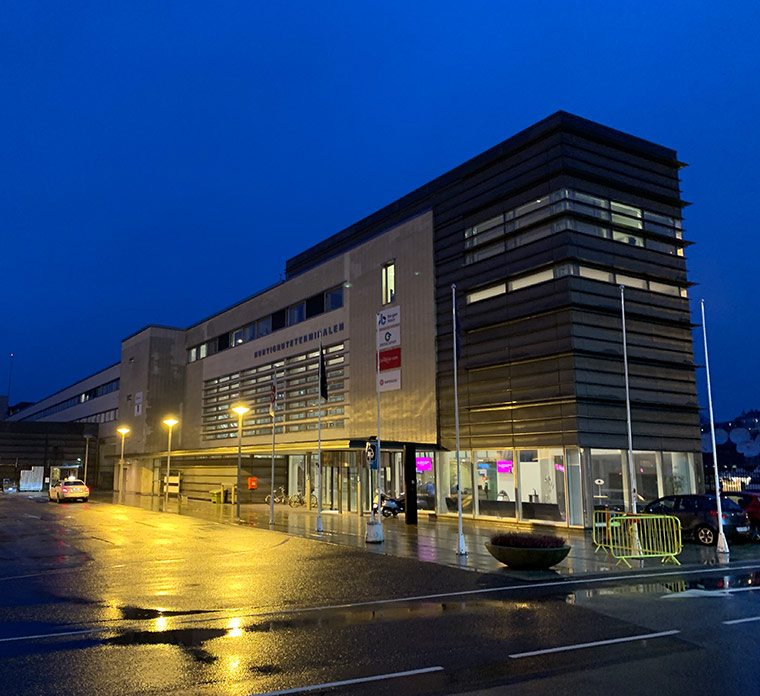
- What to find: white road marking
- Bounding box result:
[662,586,760,599]
[723,615,760,625]
[0,627,109,643]
[250,666,444,695]
[508,630,680,658]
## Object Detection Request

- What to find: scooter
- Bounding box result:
[373,492,404,517]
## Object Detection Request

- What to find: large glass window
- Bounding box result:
[591,449,625,510]
[325,286,344,311]
[257,316,272,337]
[518,449,566,522]
[439,451,474,514]
[473,450,516,519]
[288,302,305,326]
[466,283,506,304]
[382,262,396,304]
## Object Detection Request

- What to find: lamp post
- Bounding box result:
[231,405,250,521]
[83,434,93,487]
[162,418,178,509]
[117,427,129,499]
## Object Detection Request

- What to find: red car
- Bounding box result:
[724,491,760,538]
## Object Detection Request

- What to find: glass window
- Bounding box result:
[474,450,516,519]
[649,281,682,296]
[325,286,344,311]
[439,451,474,514]
[188,347,197,363]
[233,330,244,346]
[466,283,506,304]
[465,241,505,265]
[305,293,324,318]
[612,230,644,246]
[257,316,272,337]
[646,239,677,254]
[579,266,614,283]
[518,448,566,522]
[288,302,306,326]
[244,324,257,341]
[509,268,554,291]
[272,309,287,331]
[199,343,208,359]
[616,274,648,290]
[382,262,396,304]
[591,449,625,510]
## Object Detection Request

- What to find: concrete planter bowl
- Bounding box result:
[485,537,571,570]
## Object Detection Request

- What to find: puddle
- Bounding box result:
[119,605,214,620]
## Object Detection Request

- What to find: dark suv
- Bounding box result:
[644,494,751,545]
[723,491,760,538]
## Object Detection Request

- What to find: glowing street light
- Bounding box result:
[117,427,130,499]
[231,405,250,521]
[162,418,178,509]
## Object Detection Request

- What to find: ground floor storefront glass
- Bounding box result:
[591,449,701,512]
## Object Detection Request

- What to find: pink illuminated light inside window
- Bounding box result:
[497,460,513,474]
[415,457,432,472]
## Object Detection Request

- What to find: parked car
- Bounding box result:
[48,478,89,503]
[723,491,760,538]
[1,478,18,493]
[644,494,751,545]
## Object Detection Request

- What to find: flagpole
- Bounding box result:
[269,371,277,526]
[620,286,637,513]
[452,284,466,556]
[701,299,729,558]
[316,338,324,533]
[365,314,384,543]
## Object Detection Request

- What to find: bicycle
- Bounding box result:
[288,491,318,507]
[265,486,287,505]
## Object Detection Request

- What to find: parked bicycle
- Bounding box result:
[265,486,287,505]
[288,491,318,507]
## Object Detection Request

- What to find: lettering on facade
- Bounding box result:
[253,323,345,359]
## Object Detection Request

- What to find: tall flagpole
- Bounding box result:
[269,371,277,526]
[701,299,729,557]
[620,286,637,513]
[452,284,466,556]
[365,313,384,543]
[316,337,324,533]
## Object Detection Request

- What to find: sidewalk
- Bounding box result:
[95,492,760,578]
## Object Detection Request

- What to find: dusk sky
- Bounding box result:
[2,1,758,421]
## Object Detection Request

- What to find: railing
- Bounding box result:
[593,509,682,567]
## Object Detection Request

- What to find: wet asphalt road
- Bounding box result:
[1,493,760,696]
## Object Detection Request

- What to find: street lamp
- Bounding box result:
[117,427,129,498]
[231,405,250,521]
[83,434,93,488]
[162,418,178,509]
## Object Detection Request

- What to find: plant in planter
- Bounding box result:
[485,532,571,570]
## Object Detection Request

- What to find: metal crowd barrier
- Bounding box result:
[593,509,682,567]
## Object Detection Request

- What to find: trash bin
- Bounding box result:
[210,490,222,504]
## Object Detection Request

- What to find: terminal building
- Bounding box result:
[7,111,703,527]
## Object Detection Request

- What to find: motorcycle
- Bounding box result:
[373,492,403,518]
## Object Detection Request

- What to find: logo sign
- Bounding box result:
[497,460,513,473]
[377,306,401,329]
[377,325,400,350]
[377,369,401,392]
[378,347,401,372]
[415,457,432,472]
[366,442,378,470]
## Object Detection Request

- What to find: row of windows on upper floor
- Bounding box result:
[463,188,684,265]
[205,419,346,440]
[465,263,687,305]
[75,408,119,424]
[17,379,120,422]
[187,286,344,364]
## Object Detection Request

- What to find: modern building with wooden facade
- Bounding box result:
[7,111,702,527]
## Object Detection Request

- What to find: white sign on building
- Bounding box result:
[377,306,400,329]
[376,325,401,350]
[377,369,401,392]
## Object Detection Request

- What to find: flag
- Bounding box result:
[269,372,277,418]
[319,342,328,401]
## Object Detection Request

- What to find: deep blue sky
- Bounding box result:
[1,1,758,421]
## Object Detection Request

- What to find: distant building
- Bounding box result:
[9,112,702,526]
[702,409,760,488]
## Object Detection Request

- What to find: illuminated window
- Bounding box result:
[466,283,506,304]
[382,262,396,304]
